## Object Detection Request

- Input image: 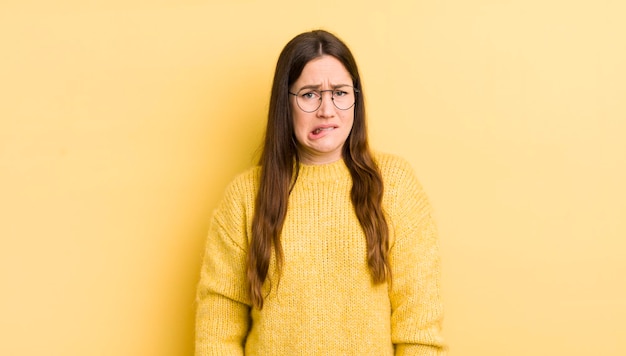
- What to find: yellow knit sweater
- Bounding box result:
[196,153,446,355]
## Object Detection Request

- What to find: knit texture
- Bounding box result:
[196,153,446,355]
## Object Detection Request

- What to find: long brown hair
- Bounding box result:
[248,30,390,309]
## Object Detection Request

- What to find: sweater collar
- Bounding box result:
[296,158,350,182]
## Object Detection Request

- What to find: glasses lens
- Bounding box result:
[331,86,355,110]
[295,86,356,112]
[295,89,322,112]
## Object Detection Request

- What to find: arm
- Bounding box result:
[387,161,447,356]
[195,180,252,356]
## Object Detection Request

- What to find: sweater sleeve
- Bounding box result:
[386,158,447,356]
[195,178,252,356]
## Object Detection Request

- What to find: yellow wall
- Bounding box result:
[1,1,624,355]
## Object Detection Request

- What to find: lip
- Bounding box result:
[309,124,338,139]
[311,124,338,133]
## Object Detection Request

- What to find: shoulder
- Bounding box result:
[373,151,432,218]
[223,165,261,201]
[213,166,260,224]
[373,151,413,171]
[208,166,260,250]
[373,151,421,189]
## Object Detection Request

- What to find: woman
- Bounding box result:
[196,29,446,355]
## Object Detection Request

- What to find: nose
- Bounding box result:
[317,90,335,118]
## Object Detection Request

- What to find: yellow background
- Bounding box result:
[1,1,624,355]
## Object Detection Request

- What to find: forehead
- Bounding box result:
[294,55,352,86]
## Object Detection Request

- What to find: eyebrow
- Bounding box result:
[296,83,352,91]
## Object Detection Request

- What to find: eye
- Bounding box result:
[300,91,320,100]
[333,90,348,97]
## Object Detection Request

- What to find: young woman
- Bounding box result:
[196,29,447,355]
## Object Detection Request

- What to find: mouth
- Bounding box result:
[312,126,337,135]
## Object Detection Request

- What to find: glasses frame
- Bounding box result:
[288,86,360,113]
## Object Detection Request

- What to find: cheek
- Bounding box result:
[342,110,355,129]
[292,113,310,142]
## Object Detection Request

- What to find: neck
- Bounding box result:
[297,149,343,166]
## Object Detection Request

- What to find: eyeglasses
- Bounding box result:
[288,85,359,113]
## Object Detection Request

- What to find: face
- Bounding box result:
[290,55,355,165]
